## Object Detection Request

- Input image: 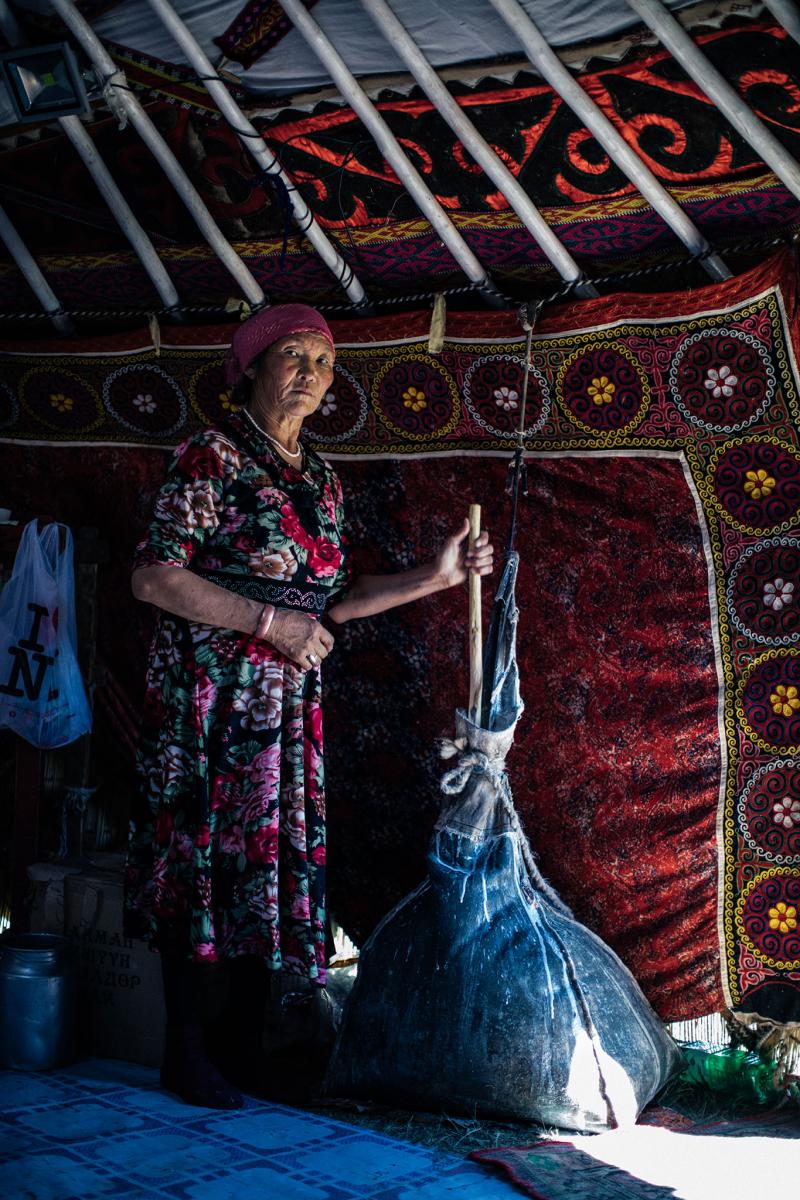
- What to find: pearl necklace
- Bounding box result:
[243,407,303,462]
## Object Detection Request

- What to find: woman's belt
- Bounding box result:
[190,566,330,614]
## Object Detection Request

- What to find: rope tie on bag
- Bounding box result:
[439,742,507,795]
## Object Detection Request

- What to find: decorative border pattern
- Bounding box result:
[726,536,800,647]
[736,759,800,866]
[735,868,800,970]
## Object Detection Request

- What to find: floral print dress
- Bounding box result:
[125,410,350,983]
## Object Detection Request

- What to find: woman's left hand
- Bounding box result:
[434,518,494,589]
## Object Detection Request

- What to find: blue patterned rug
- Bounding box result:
[0,1059,518,1200]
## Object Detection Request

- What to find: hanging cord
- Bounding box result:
[505,302,539,557]
[496,774,573,918]
[253,168,296,270]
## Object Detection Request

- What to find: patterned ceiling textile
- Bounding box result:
[1,176,797,311]
[107,47,245,116]
[254,21,800,222]
[2,250,799,1025]
[1,21,798,258]
[214,0,320,68]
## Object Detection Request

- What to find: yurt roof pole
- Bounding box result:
[358,0,595,299]
[626,0,800,203]
[276,0,506,308]
[0,204,72,334]
[144,0,368,310]
[57,116,180,311]
[0,0,21,41]
[49,0,266,308]
[488,0,730,282]
[1,1,180,312]
[762,1,800,46]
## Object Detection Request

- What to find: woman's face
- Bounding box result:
[250,332,335,423]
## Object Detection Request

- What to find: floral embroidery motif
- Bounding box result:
[764,578,795,611]
[770,684,800,717]
[768,901,798,933]
[320,393,337,416]
[402,386,427,412]
[134,393,157,414]
[494,386,518,411]
[744,469,776,500]
[704,364,738,399]
[587,376,616,406]
[219,390,239,413]
[773,797,800,829]
[49,392,73,413]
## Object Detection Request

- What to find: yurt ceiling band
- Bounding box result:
[2,2,800,324]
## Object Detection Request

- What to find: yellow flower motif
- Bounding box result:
[769,684,800,718]
[768,902,798,934]
[743,469,776,500]
[49,392,73,413]
[219,390,240,412]
[587,375,616,406]
[402,386,427,413]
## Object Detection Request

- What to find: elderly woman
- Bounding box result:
[125,304,493,1109]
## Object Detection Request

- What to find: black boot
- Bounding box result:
[208,955,272,1096]
[160,1026,244,1110]
[159,951,243,1110]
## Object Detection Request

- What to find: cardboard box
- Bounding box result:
[63,855,165,1067]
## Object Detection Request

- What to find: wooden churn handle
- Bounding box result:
[468,503,483,721]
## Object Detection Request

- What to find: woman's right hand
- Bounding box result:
[266,609,334,670]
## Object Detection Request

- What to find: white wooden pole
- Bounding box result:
[626,0,800,203]
[58,117,181,311]
[276,0,506,308]
[144,0,369,309]
[0,0,22,43]
[763,0,800,45]
[0,0,180,313]
[0,204,73,334]
[359,0,594,297]
[49,0,266,307]
[488,0,730,282]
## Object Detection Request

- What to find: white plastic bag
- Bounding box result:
[0,520,92,748]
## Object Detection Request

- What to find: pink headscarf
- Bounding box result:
[224,303,335,387]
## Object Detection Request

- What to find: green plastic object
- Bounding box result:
[679,1043,783,1108]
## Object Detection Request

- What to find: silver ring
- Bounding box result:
[307,651,319,666]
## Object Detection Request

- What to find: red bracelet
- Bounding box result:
[254,603,276,640]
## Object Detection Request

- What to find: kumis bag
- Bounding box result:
[325,713,682,1130]
[0,520,92,748]
[326,554,681,1131]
